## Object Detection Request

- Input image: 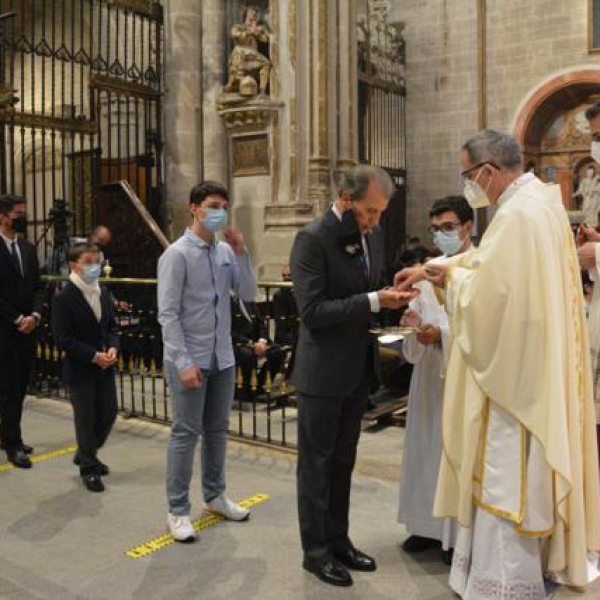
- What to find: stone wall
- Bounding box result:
[390,0,600,241]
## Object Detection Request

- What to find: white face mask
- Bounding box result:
[591,141,600,165]
[463,166,491,209]
[433,230,463,256]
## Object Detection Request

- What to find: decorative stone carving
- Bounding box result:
[224,5,272,99]
[217,96,282,133]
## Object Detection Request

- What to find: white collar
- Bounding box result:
[331,202,343,222]
[497,172,536,206]
[0,231,17,246]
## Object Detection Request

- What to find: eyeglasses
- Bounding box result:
[460,161,500,181]
[428,222,462,234]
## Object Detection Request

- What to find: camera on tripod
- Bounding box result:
[48,198,74,242]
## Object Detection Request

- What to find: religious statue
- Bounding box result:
[225,6,271,97]
[574,164,600,226]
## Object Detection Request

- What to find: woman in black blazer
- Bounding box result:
[52,243,119,492]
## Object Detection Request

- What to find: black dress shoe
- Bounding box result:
[333,545,377,572]
[442,548,454,566]
[1,442,33,454]
[73,455,109,476]
[303,559,353,587]
[82,474,105,492]
[7,449,32,469]
[402,535,441,553]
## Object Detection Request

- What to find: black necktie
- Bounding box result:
[359,253,369,288]
[10,240,22,276]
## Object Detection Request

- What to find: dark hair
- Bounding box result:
[67,243,100,263]
[395,246,431,269]
[429,195,474,224]
[189,180,229,205]
[586,101,600,122]
[408,236,421,244]
[0,194,25,216]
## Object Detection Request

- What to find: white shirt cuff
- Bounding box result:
[368,292,380,313]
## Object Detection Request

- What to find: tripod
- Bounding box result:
[49,230,70,275]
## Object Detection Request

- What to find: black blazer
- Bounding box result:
[51,282,119,384]
[0,237,45,334]
[289,208,386,397]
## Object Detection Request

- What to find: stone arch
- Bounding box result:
[512,69,600,209]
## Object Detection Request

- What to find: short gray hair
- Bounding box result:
[462,129,523,172]
[337,164,395,201]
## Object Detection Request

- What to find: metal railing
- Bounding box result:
[33,276,299,450]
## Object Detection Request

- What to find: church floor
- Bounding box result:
[0,398,597,600]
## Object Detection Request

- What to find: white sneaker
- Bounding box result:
[167,512,196,542]
[206,495,250,521]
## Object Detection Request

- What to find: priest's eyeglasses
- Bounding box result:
[428,221,462,234]
[460,161,500,181]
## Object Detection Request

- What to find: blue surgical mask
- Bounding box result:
[81,263,102,284]
[433,230,463,256]
[201,208,228,233]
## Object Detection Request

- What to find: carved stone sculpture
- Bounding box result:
[224,6,271,97]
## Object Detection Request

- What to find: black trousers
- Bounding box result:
[68,373,118,476]
[0,330,36,453]
[235,345,285,400]
[296,381,370,562]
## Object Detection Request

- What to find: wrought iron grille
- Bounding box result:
[357,3,407,267]
[0,0,164,264]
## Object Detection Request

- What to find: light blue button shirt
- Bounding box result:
[157,229,257,372]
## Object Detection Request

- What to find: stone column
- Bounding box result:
[307,0,332,212]
[201,0,228,185]
[163,0,202,238]
[336,0,358,176]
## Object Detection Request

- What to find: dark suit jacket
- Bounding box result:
[52,282,119,384]
[0,237,45,334]
[272,288,298,347]
[289,208,387,397]
[231,297,269,347]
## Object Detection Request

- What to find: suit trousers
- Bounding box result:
[68,373,117,476]
[0,330,36,452]
[297,381,370,561]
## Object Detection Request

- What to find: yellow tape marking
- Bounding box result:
[0,444,77,473]
[126,492,270,559]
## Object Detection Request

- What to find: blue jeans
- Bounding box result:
[165,362,235,516]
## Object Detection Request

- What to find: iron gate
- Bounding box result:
[0,0,164,263]
[357,3,406,268]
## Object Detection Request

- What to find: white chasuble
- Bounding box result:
[433,177,600,592]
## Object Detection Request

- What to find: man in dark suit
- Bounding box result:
[52,243,119,492]
[231,296,284,401]
[290,165,415,587]
[272,264,298,348]
[0,195,45,468]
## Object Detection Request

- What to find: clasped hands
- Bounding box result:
[94,347,118,369]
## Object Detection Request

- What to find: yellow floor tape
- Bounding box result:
[126,492,271,559]
[0,444,76,473]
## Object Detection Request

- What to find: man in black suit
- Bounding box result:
[0,195,45,468]
[52,243,119,492]
[290,165,415,587]
[231,296,284,401]
[272,264,298,348]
